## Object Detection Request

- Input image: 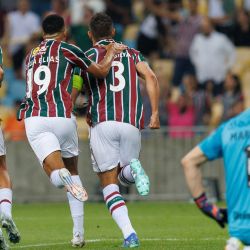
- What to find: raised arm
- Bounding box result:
[136,61,160,129]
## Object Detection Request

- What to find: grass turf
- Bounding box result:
[7,202,228,250]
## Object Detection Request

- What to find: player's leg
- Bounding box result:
[90,121,139,248]
[0,130,20,245]
[63,156,85,248]
[118,123,150,196]
[24,117,87,202]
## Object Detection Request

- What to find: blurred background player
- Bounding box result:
[72,13,160,248]
[17,14,126,247]
[181,109,250,250]
[0,47,20,250]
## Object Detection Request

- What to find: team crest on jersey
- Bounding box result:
[32,47,40,56]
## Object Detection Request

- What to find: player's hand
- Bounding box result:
[149,113,160,129]
[103,42,127,55]
[194,192,228,228]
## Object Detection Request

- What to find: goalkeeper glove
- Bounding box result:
[194,192,227,228]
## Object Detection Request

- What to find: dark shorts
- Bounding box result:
[172,57,195,86]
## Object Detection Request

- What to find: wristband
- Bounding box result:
[73,75,83,91]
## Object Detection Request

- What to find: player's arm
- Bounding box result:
[86,43,127,78]
[136,61,160,129]
[181,128,227,228]
[72,73,83,105]
[62,42,126,78]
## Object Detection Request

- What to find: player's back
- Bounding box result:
[221,109,250,244]
[84,39,145,129]
[18,39,91,120]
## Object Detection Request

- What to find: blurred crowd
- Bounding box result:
[0,0,250,139]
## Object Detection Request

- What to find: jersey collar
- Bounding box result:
[94,39,116,46]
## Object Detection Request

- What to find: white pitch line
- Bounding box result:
[11,237,226,249]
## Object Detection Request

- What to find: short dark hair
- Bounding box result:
[42,14,65,35]
[89,13,113,40]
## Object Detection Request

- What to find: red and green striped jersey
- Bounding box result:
[17,39,92,120]
[0,46,3,66]
[74,39,146,129]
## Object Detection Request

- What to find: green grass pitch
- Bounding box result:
[8,202,228,250]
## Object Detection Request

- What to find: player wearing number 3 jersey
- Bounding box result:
[72,13,160,248]
[181,109,250,250]
[17,14,126,247]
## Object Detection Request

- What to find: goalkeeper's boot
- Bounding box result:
[1,214,20,244]
[130,159,150,196]
[59,168,88,202]
[0,228,8,250]
[123,233,139,248]
[71,232,85,248]
[225,238,244,250]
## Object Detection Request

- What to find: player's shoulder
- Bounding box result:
[224,109,250,130]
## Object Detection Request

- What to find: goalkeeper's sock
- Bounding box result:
[103,184,136,239]
[0,188,12,218]
[50,169,64,188]
[67,175,84,237]
[118,165,135,186]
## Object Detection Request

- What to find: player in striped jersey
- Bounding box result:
[17,14,126,247]
[0,47,21,250]
[72,13,160,248]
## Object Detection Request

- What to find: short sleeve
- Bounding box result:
[198,124,226,160]
[131,48,146,64]
[61,42,93,70]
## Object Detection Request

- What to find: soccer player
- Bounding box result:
[17,14,126,247]
[181,109,250,250]
[0,47,21,249]
[72,13,160,248]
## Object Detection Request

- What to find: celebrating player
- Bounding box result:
[17,14,125,247]
[181,109,250,250]
[0,47,21,250]
[72,13,160,248]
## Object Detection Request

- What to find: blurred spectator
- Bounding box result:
[172,0,202,87]
[244,0,250,12]
[70,1,106,52]
[233,9,250,46]
[137,0,168,58]
[3,100,25,141]
[45,0,71,26]
[167,92,195,138]
[208,0,234,37]
[2,0,40,79]
[106,0,133,41]
[182,74,211,126]
[0,10,6,38]
[221,73,243,121]
[189,17,235,96]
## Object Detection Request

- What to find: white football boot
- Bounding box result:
[59,168,88,202]
[1,214,20,244]
[0,228,8,250]
[71,232,85,248]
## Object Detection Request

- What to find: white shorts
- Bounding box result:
[90,121,141,173]
[25,116,78,165]
[0,128,6,156]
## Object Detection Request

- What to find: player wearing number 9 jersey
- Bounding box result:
[181,109,250,250]
[17,14,126,247]
[72,13,160,248]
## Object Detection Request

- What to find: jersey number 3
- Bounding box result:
[27,65,51,98]
[109,61,125,92]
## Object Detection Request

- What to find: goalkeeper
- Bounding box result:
[181,109,250,250]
